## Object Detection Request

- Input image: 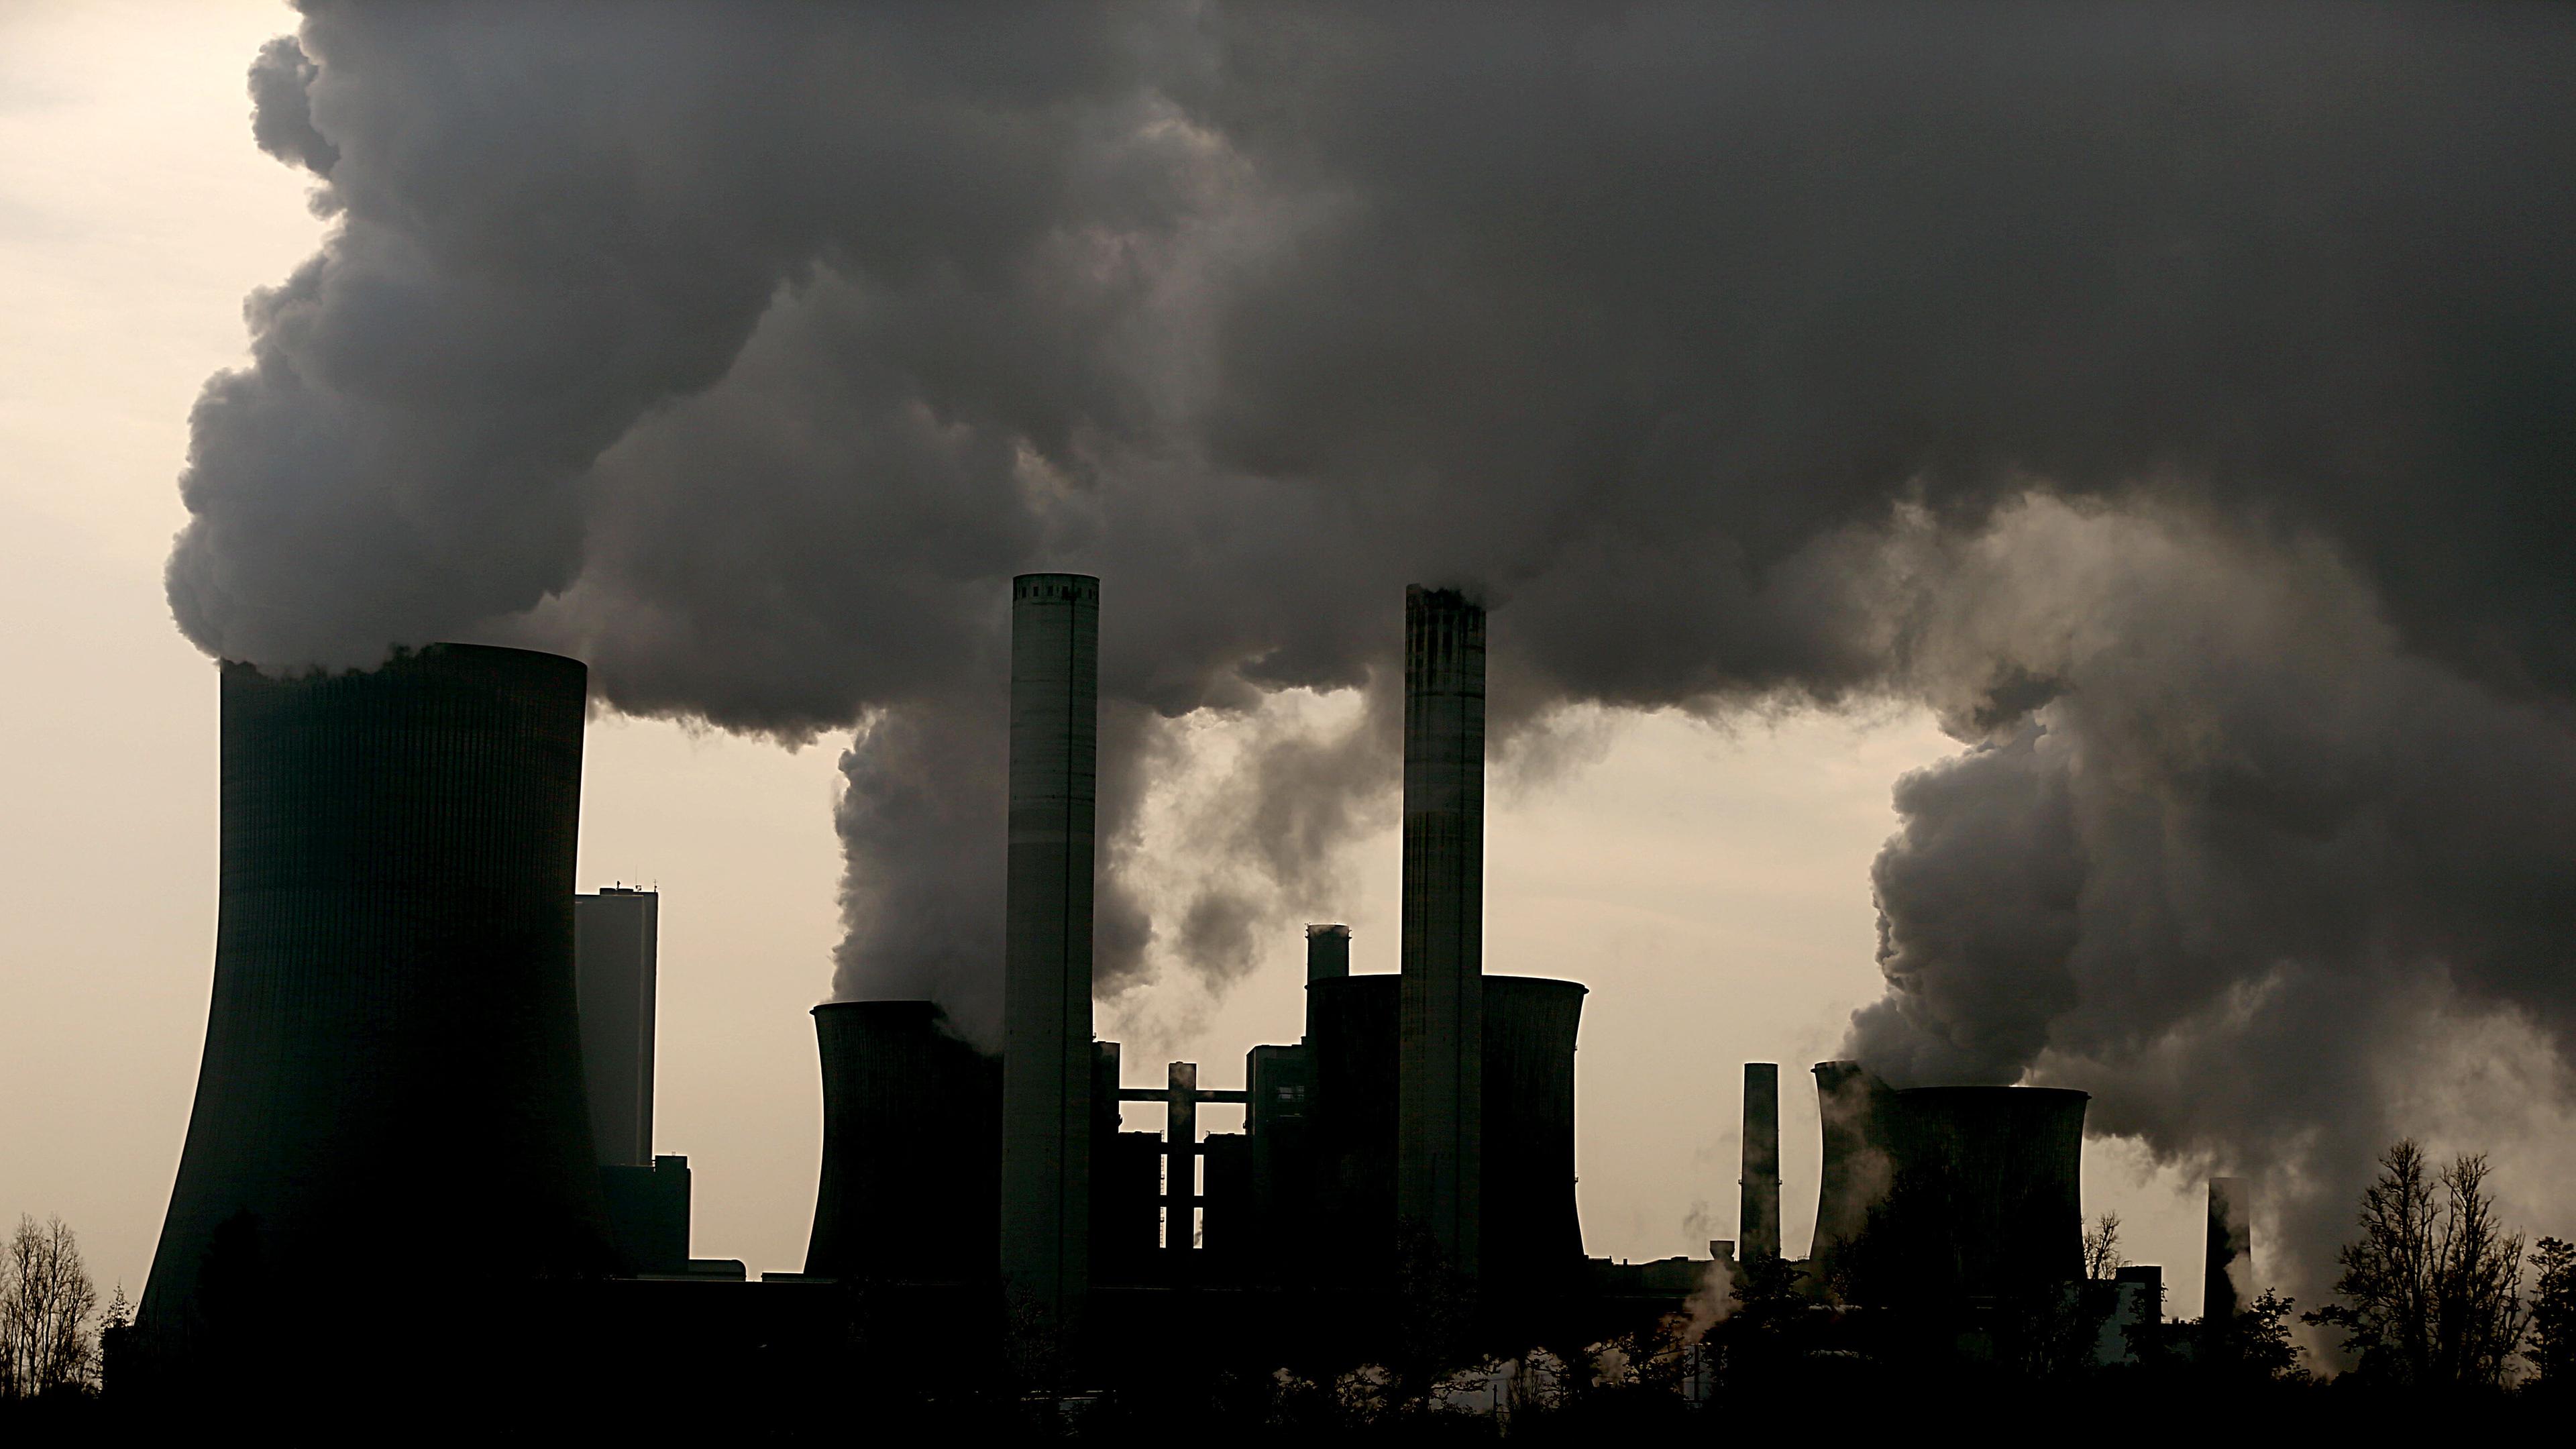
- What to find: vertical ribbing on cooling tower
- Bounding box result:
[1397,586,1485,1277]
[140,644,603,1346]
[1739,1063,1782,1262]
[999,574,1099,1332]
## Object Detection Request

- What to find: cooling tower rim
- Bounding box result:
[217,640,586,681]
[812,998,949,1020]
[1895,1083,2091,1104]
[1305,972,1587,994]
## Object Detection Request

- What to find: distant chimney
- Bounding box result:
[2204,1177,2255,1321]
[1397,586,1486,1279]
[1165,1061,1199,1253]
[1306,923,1352,983]
[1739,1063,1781,1262]
[1304,924,1350,1039]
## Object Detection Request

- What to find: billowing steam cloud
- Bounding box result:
[177,4,2575,1283]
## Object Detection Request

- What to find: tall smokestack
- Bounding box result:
[1739,1063,1781,1262]
[1397,586,1486,1276]
[2204,1176,2255,1322]
[999,574,1099,1336]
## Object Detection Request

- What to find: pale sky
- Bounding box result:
[0,1,2214,1314]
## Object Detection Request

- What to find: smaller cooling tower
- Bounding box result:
[1888,1085,2090,1296]
[1810,1061,1900,1268]
[806,1000,1001,1282]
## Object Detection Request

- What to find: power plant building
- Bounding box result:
[123,576,2134,1398]
[576,886,659,1167]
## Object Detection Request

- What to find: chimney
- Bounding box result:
[1304,924,1350,1038]
[1739,1063,1781,1262]
[998,574,1099,1337]
[2204,1177,2255,1322]
[1165,1061,1199,1253]
[1397,585,1486,1277]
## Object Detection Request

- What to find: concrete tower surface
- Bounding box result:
[806,1000,1001,1281]
[2205,1177,2255,1322]
[999,573,1100,1334]
[1397,585,1487,1277]
[576,887,659,1167]
[1739,1063,1782,1262]
[142,645,604,1349]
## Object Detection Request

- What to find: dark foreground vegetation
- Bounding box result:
[11,1136,2575,1437]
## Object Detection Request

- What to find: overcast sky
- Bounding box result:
[9,1,2574,1332]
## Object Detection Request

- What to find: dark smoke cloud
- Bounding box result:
[176,3,2576,1274]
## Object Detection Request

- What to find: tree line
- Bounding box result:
[0,1214,122,1404]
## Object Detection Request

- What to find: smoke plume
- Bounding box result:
[176,3,2576,1280]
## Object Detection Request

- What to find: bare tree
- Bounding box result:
[2082,1212,2125,1281]
[1,1215,100,1398]
[2307,1141,2527,1389]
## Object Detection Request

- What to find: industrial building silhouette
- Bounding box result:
[129,577,2248,1395]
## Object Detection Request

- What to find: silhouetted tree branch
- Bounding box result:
[1,1215,99,1399]
[2304,1140,2526,1389]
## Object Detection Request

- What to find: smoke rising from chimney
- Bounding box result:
[178,4,2576,1280]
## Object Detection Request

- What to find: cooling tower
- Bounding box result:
[1888,1085,2090,1295]
[1481,976,1587,1281]
[805,1001,1002,1281]
[1811,1061,1899,1268]
[1397,586,1487,1277]
[141,644,604,1348]
[1739,1063,1782,1263]
[999,574,1100,1331]
[2204,1176,2255,1322]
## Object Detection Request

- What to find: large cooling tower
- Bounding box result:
[1888,1085,2090,1295]
[1397,586,1487,1277]
[142,645,605,1345]
[1309,972,1583,1285]
[806,1001,1002,1281]
[999,574,1100,1331]
[1481,976,1586,1281]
